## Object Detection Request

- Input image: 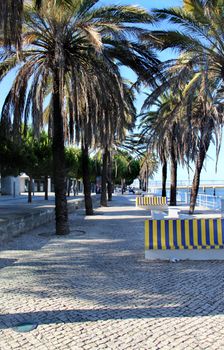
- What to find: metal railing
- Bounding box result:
[177,191,222,210]
[150,188,223,210]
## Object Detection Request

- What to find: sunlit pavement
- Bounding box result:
[1,194,224,349]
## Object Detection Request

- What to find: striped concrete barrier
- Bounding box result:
[145,218,224,260]
[136,196,167,207]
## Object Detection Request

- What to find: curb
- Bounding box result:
[0,197,87,243]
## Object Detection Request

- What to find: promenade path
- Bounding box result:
[1,195,224,349]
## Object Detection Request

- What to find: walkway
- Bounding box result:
[1,195,224,349]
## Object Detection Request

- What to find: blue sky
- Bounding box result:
[0,0,223,183]
[99,0,182,8]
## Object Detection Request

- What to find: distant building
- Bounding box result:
[130,178,140,189]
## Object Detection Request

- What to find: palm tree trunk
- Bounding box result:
[169,143,177,206]
[81,143,93,215]
[107,150,113,201]
[145,166,149,193]
[161,159,167,198]
[189,139,210,214]
[139,178,143,190]
[52,67,69,235]
[28,175,32,203]
[67,178,72,197]
[44,175,48,200]
[121,178,125,194]
[101,147,108,206]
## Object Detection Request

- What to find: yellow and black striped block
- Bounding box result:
[145,218,224,250]
[136,196,167,207]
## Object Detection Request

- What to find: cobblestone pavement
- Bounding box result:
[1,195,224,350]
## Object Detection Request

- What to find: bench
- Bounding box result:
[136,196,167,208]
[145,217,224,260]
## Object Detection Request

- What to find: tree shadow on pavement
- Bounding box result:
[1,301,223,330]
[1,195,224,329]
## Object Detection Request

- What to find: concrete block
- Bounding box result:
[145,249,224,261]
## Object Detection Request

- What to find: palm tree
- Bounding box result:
[143,0,224,210]
[100,86,137,207]
[182,79,223,213]
[100,147,109,206]
[81,141,94,215]
[0,0,72,49]
[1,1,158,234]
[160,61,223,213]
[149,0,224,106]
[0,0,23,49]
[139,111,168,197]
[141,92,185,206]
[107,150,113,201]
[139,151,158,192]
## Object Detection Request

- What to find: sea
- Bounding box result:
[179,187,224,197]
[152,186,224,197]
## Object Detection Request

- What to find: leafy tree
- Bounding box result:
[20,133,38,202]
[113,151,141,187]
[0,130,52,199]
[65,147,81,196]
[0,137,23,177]
[19,130,52,202]
[139,152,158,192]
[33,131,53,200]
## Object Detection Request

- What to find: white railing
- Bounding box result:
[196,194,220,209]
[177,191,222,210]
[150,189,223,210]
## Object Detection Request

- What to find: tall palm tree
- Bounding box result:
[181,76,223,213]
[0,0,23,49]
[0,0,72,49]
[158,59,223,213]
[141,92,185,205]
[139,111,168,197]
[0,1,158,234]
[139,151,158,192]
[148,0,224,104]
[100,147,109,206]
[143,0,224,210]
[36,56,137,214]
[100,86,137,207]
[107,149,113,201]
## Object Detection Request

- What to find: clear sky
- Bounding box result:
[0,0,223,183]
[99,0,182,8]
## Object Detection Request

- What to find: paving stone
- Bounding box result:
[1,195,224,349]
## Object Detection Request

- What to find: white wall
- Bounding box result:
[1,176,20,195]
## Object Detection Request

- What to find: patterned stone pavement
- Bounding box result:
[1,195,224,350]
